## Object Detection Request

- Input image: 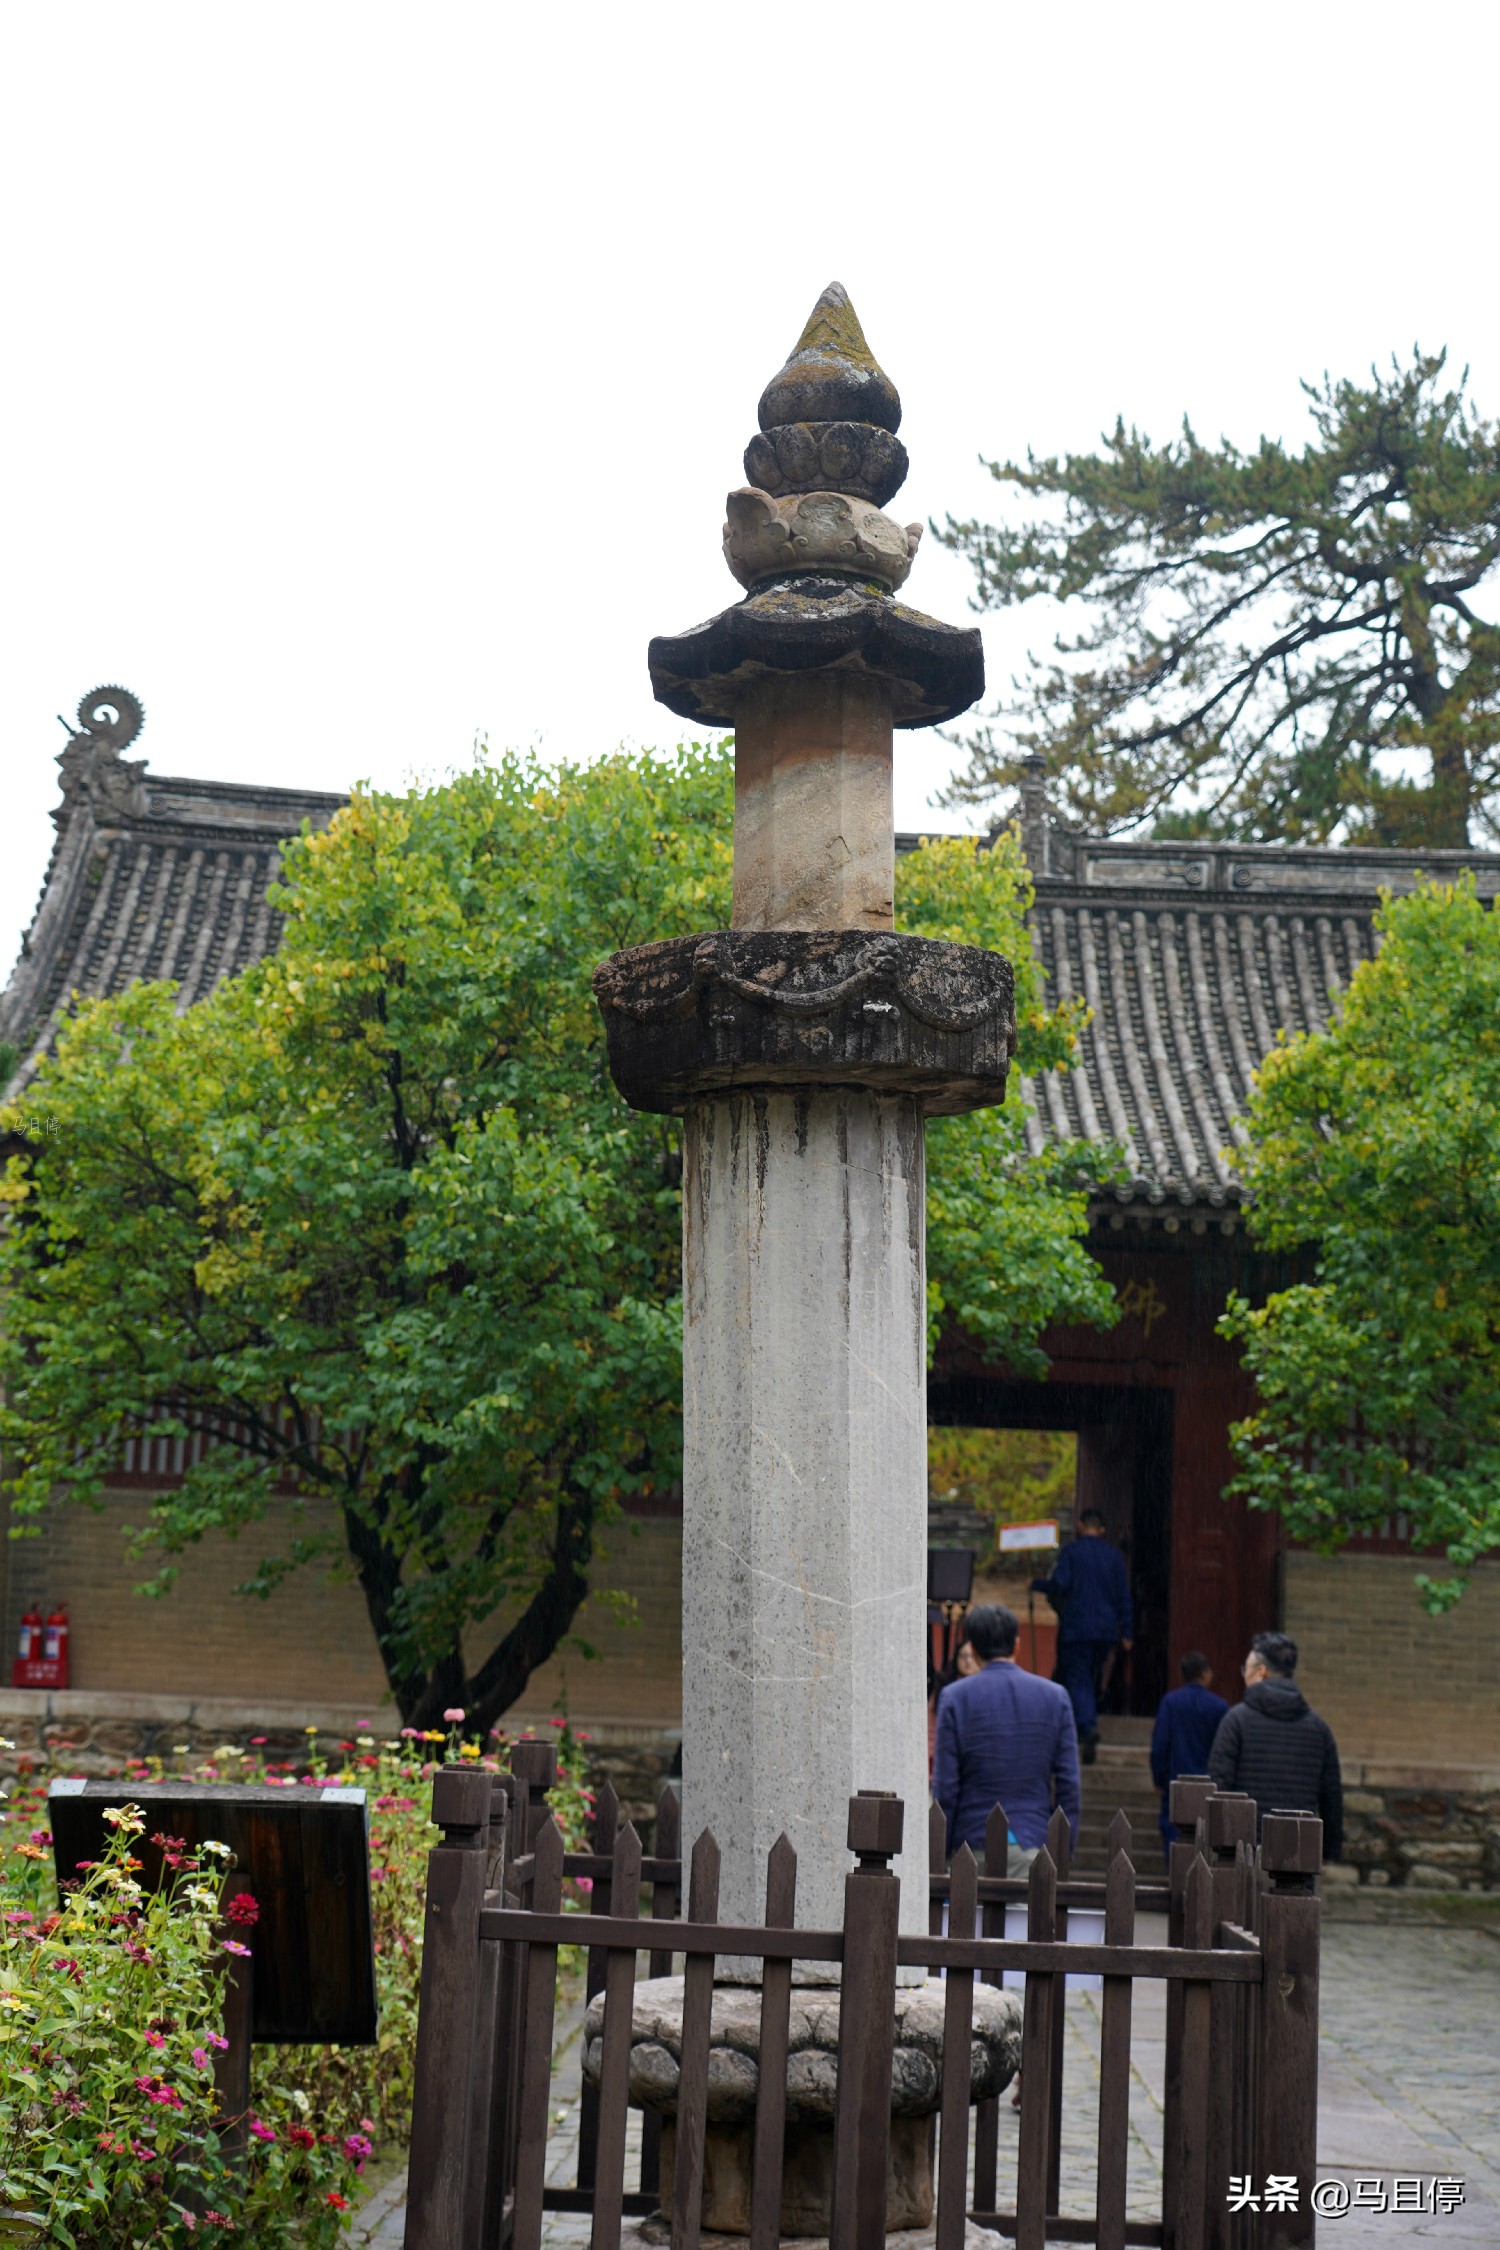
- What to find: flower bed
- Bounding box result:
[0,1716,594,2243]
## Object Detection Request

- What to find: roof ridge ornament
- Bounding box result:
[54,685,148,827]
[61,686,146,753]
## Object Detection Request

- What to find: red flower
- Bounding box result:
[226,1892,259,1927]
[326,2193,350,2209]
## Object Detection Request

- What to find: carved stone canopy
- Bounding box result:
[649,579,984,731]
[592,929,1016,1117]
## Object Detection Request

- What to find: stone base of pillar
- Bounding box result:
[583,1975,1022,2240]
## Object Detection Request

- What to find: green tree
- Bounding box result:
[1219,879,1500,1606]
[0,747,1116,1729]
[937,350,1500,848]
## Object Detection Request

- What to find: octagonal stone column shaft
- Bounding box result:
[681,1086,929,1969]
[731,675,895,934]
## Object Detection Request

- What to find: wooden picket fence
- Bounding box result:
[404,1749,1321,2250]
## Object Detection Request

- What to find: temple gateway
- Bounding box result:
[2,687,1497,1889]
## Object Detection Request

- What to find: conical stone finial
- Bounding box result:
[744,282,908,508]
[757,282,902,433]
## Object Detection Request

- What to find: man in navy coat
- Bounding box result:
[933,1604,1081,1865]
[1030,1510,1133,1761]
[1150,1652,1229,1864]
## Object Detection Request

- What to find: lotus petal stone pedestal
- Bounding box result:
[583,1977,1023,2238]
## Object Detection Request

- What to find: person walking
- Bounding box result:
[1150,1651,1228,1865]
[933,1604,1081,1870]
[1208,1631,1343,1860]
[1030,1510,1133,1762]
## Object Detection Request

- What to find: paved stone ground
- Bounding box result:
[355,1922,1500,2246]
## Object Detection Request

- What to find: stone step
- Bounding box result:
[1097,1716,1154,1747]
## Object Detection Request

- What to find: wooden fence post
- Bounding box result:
[830,1790,902,2250]
[1163,1774,1214,2250]
[1094,1836,1135,2250]
[1015,1845,1059,2250]
[935,1844,978,2250]
[591,1822,644,2250]
[578,1778,620,2194]
[971,1801,1010,2217]
[474,1776,515,2250]
[1204,1795,1257,2250]
[511,1738,559,1853]
[1044,1805,1071,2217]
[673,1828,721,2250]
[510,1818,567,2250]
[928,1799,948,1940]
[1176,1855,1215,2250]
[750,1834,797,2250]
[1255,1813,1322,2250]
[640,1783,682,2200]
[404,1767,494,2250]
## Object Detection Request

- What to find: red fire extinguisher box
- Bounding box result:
[12,1605,70,1690]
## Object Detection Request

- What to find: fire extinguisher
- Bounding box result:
[44,1607,69,1674]
[18,1606,42,1663]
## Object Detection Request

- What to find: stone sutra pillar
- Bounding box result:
[594,285,1014,1959]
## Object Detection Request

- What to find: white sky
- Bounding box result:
[2,0,1498,972]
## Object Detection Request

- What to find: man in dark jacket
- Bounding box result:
[934,1604,1081,1865]
[1031,1511,1133,1762]
[1208,1631,1343,1860]
[1151,1652,1228,1864]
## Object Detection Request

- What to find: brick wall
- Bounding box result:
[2,1490,682,1737]
[1280,1552,1500,1772]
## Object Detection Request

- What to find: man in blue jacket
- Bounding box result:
[1150,1652,1228,1864]
[1030,1511,1133,1762]
[934,1604,1081,1865]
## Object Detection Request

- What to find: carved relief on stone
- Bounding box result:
[593,927,1017,1116]
[723,488,922,593]
[744,419,908,508]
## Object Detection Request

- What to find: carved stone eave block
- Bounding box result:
[591,929,1017,1117]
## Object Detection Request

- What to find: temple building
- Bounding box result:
[2,693,1497,1887]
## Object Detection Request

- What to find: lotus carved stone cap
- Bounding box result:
[723,489,921,594]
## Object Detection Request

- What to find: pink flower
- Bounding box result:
[134,2075,184,2109]
[443,1707,465,1724]
[145,2028,165,2048]
[343,2131,374,2168]
[192,2046,211,2069]
[28,1829,52,1846]
[221,1939,252,1958]
[247,2115,276,2142]
[208,2031,229,2051]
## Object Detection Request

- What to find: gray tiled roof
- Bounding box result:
[1,698,344,1094]
[1016,820,1500,1225]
